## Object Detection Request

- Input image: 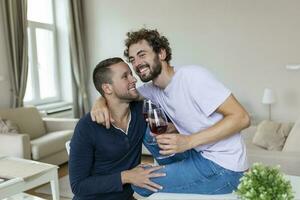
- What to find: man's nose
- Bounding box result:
[133,58,142,69]
[130,75,137,83]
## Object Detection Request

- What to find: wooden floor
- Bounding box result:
[25,155,154,199]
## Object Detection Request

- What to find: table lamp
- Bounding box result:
[262,88,276,120]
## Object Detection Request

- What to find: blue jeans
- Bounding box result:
[133,128,244,196]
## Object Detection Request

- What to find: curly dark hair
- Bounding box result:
[124,28,172,64]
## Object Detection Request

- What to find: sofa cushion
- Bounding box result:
[241,126,257,140]
[252,120,293,151]
[31,130,73,160]
[0,107,46,139]
[283,118,300,152]
[0,118,19,133]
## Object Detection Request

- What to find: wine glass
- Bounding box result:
[148,108,175,159]
[142,99,158,145]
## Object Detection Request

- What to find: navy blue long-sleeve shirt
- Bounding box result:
[69,101,147,200]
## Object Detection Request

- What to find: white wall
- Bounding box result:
[0,4,11,109]
[1,1,298,121]
[84,0,300,123]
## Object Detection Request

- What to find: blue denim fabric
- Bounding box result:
[143,127,188,165]
[133,128,244,196]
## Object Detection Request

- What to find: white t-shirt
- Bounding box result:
[138,65,248,172]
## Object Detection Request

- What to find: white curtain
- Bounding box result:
[68,0,90,117]
[1,0,28,108]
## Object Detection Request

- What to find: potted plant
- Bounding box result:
[236,163,294,200]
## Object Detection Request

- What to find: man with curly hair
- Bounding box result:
[91,28,250,196]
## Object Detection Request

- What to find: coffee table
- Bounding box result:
[0,156,59,200]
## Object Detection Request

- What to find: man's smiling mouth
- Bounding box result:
[128,84,136,91]
[138,64,150,76]
[129,88,136,91]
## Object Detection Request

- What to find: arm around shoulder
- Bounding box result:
[91,94,144,128]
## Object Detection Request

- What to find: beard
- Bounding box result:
[114,89,139,102]
[138,55,162,82]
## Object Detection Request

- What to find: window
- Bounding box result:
[24,0,61,105]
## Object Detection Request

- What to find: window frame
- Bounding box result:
[25,0,62,106]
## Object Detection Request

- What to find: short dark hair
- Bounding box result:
[124,28,172,64]
[93,57,124,96]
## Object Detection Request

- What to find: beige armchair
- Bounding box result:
[0,107,78,165]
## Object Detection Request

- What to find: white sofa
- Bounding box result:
[241,123,300,176]
[0,107,78,165]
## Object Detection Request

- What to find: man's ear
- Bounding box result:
[158,49,167,61]
[102,83,113,95]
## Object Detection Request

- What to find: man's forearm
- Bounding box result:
[189,113,250,148]
[70,172,124,195]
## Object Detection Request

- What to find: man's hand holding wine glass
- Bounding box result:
[156,133,193,155]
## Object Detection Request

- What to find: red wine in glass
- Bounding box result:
[149,124,168,135]
[142,99,159,145]
[148,108,175,159]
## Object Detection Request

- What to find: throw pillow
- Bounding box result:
[252,120,293,151]
[0,118,19,133]
[282,118,300,152]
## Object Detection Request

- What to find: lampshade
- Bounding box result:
[262,88,276,104]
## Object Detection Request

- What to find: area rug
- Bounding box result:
[34,175,73,199]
